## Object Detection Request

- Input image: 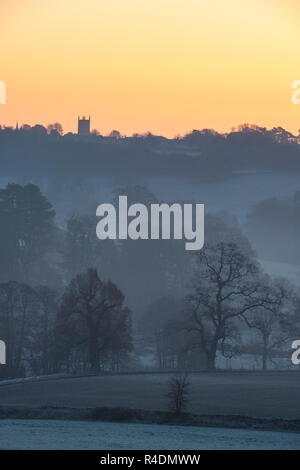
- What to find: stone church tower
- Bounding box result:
[78,116,90,135]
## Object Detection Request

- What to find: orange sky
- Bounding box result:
[0,0,300,137]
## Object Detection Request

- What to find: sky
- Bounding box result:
[0,0,300,137]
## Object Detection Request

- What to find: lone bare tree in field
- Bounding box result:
[186,243,277,370]
[166,373,190,415]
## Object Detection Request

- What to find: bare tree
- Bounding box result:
[242,280,293,370]
[244,311,283,370]
[24,286,58,376]
[166,373,190,415]
[0,282,37,377]
[186,243,277,370]
[141,297,190,369]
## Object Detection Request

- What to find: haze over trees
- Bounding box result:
[245,192,300,265]
[0,121,300,377]
[0,180,298,377]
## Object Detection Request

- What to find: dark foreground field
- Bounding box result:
[0,371,299,420]
[1,419,300,449]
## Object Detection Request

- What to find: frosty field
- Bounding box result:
[0,419,299,450]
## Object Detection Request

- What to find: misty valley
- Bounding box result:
[0,124,299,377]
[2,0,300,453]
[0,124,300,451]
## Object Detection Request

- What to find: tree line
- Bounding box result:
[1,123,300,185]
[0,182,299,378]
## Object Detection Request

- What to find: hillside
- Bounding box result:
[0,371,299,420]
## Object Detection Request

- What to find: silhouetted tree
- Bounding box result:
[166,373,190,415]
[0,183,56,284]
[47,122,63,136]
[0,282,36,377]
[242,282,289,370]
[141,297,202,369]
[186,243,277,370]
[58,268,131,371]
[25,285,59,375]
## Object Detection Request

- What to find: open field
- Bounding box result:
[1,419,300,450]
[0,371,299,420]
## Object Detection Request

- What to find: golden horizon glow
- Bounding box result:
[1,0,300,137]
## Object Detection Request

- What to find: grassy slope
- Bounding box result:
[0,371,299,420]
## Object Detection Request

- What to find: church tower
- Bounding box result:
[78,116,90,135]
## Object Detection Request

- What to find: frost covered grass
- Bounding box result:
[0,419,299,450]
